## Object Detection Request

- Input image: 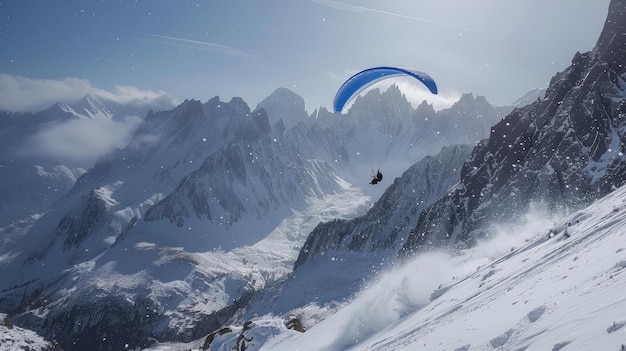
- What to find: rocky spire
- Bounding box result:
[401,0,626,254]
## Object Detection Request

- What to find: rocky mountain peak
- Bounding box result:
[595,0,626,71]
[415,100,436,114]
[401,0,626,253]
[73,93,110,117]
[256,88,307,130]
[448,93,491,113]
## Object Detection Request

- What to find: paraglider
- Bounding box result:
[370,170,383,185]
[333,66,438,114]
[333,66,438,185]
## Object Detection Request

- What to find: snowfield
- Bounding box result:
[148,183,626,350]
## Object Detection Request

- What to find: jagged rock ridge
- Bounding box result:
[401,0,626,252]
[0,93,346,351]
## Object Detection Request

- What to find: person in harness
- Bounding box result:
[370,170,383,185]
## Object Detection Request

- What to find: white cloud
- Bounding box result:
[89,85,171,105]
[0,74,170,112]
[395,80,461,111]
[340,79,460,113]
[0,74,175,167]
[25,114,143,167]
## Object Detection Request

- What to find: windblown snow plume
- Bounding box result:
[262,207,558,351]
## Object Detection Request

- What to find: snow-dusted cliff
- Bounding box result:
[400,0,626,254]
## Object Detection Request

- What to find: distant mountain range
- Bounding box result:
[0,93,175,235]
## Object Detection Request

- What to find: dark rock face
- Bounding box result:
[596,0,626,71]
[29,297,161,351]
[60,188,111,250]
[402,0,626,253]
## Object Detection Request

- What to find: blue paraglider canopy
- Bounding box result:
[333,66,438,113]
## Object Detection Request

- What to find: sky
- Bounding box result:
[0,0,612,112]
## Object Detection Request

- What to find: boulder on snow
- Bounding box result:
[285,316,306,333]
[2,314,13,329]
[236,321,254,351]
[201,326,233,350]
[0,313,64,351]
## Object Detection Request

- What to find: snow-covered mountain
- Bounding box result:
[0,81,503,349]
[210,26,626,339]
[0,94,345,350]
[399,0,626,254]
[256,87,309,131]
[0,93,175,230]
[0,95,343,349]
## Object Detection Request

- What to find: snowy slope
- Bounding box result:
[0,313,61,351]
[198,182,626,351]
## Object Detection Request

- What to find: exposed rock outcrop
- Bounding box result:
[402,0,626,253]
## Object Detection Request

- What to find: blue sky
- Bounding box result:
[0,0,612,112]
